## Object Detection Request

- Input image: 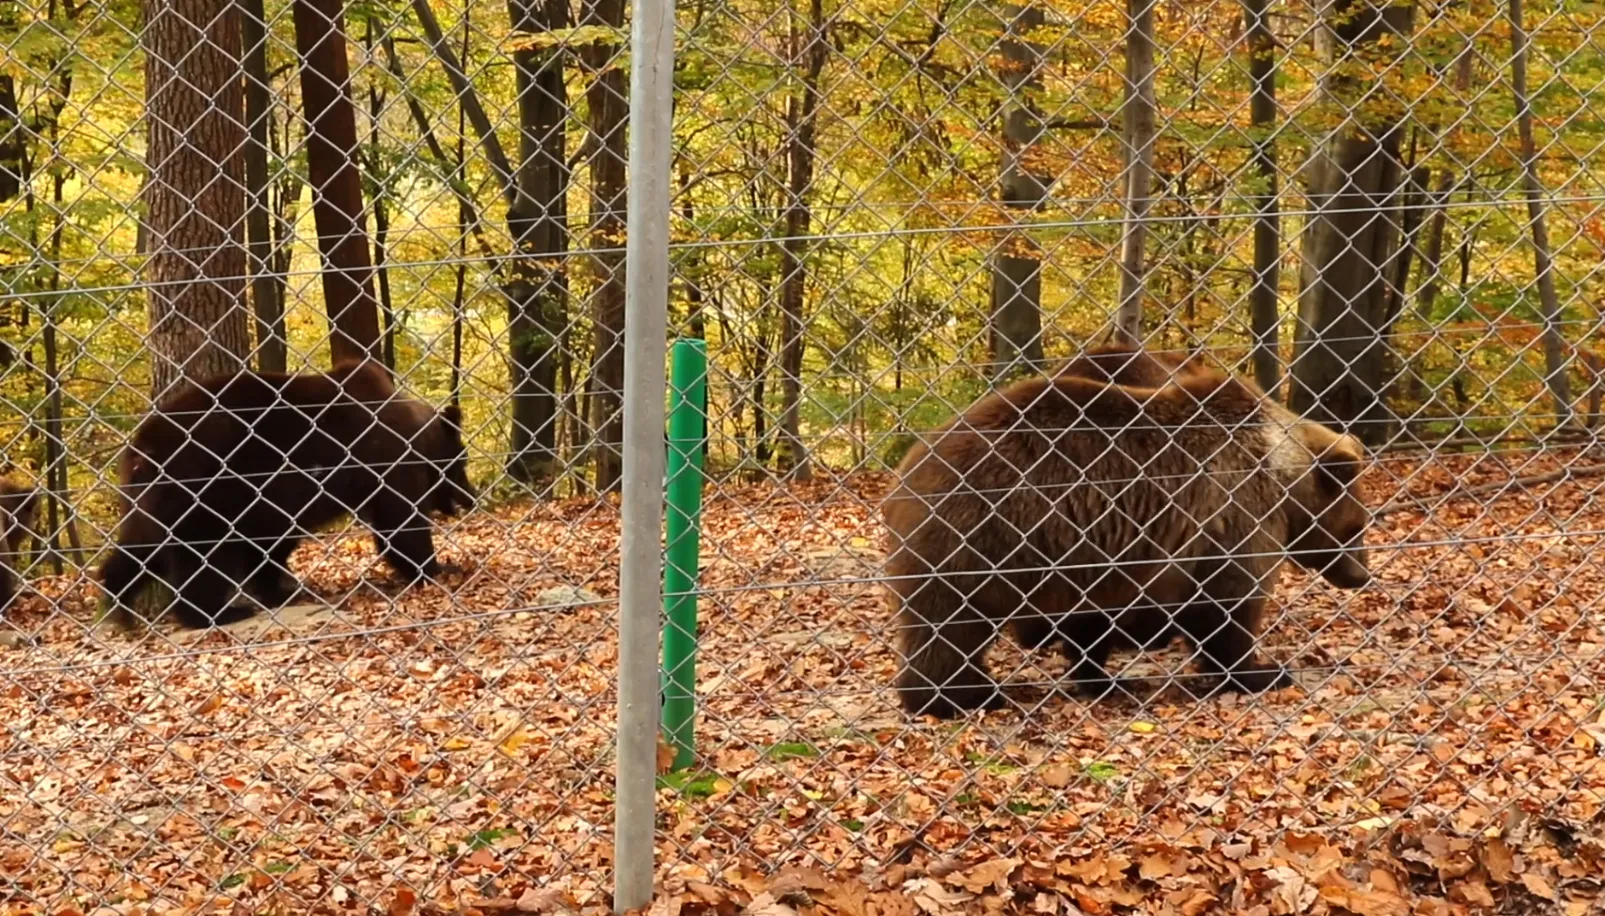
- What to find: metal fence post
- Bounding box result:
[614,0,678,908]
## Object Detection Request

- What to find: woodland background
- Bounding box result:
[4,2,1605,913]
[3,0,1603,558]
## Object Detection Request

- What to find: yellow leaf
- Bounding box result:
[1130,721,1157,734]
[443,736,473,751]
[497,724,530,756]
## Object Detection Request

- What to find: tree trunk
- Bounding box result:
[292,0,382,367]
[1288,0,1415,446]
[775,0,825,481]
[1243,0,1280,394]
[240,0,285,372]
[990,1,1045,379]
[504,0,570,484]
[143,0,251,400]
[583,0,629,493]
[364,22,397,370]
[1508,0,1572,426]
[1114,0,1156,343]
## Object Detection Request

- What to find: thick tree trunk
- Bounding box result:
[775,0,825,481]
[1289,0,1416,446]
[1243,0,1280,394]
[1115,0,1156,343]
[1509,0,1572,426]
[292,0,382,367]
[504,0,570,484]
[990,1,1045,379]
[143,0,251,400]
[584,0,629,492]
[240,0,285,372]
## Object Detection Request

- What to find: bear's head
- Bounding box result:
[422,404,476,519]
[1282,422,1371,589]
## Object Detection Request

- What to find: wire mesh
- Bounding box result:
[2,0,1604,912]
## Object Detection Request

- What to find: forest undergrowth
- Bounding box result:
[2,449,1604,916]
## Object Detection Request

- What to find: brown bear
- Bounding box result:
[100,361,476,629]
[0,478,41,614]
[883,363,1370,718]
[1050,340,1206,386]
[1012,341,1211,660]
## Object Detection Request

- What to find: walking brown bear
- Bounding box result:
[0,478,41,614]
[883,356,1371,718]
[100,361,476,629]
[1010,341,1209,664]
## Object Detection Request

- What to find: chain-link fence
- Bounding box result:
[3,0,1605,912]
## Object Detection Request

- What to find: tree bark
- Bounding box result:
[292,0,382,367]
[583,0,629,492]
[504,0,571,484]
[990,1,1046,379]
[364,22,397,370]
[1288,0,1416,446]
[1114,0,1156,344]
[1509,0,1572,426]
[143,0,251,400]
[775,0,826,480]
[1243,0,1280,394]
[240,0,285,372]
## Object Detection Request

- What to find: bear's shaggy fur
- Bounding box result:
[1012,342,1210,660]
[884,363,1370,717]
[100,361,475,629]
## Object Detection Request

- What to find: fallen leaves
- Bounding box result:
[2,460,1604,914]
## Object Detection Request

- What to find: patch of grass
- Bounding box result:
[465,827,519,850]
[1005,799,1053,816]
[764,741,821,761]
[965,751,1019,775]
[657,770,723,799]
[1084,761,1120,783]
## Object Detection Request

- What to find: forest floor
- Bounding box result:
[2,447,1604,916]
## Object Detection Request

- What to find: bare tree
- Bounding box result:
[240,0,285,372]
[143,0,251,399]
[1508,0,1572,426]
[990,1,1046,378]
[1243,0,1280,394]
[582,0,629,492]
[1289,0,1416,446]
[1114,0,1156,344]
[773,0,826,481]
[292,0,383,366]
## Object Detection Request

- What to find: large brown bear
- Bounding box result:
[884,360,1370,718]
[1011,341,1209,659]
[0,478,41,614]
[100,361,476,629]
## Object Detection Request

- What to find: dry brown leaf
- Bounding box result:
[1520,872,1557,901]
[904,878,972,916]
[1039,764,1073,788]
[389,887,418,916]
[1482,838,1514,883]
[949,858,1020,894]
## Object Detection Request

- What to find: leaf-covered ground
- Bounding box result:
[2,448,1603,916]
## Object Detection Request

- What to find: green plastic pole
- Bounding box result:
[661,338,707,769]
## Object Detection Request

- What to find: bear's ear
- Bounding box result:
[441,404,463,434]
